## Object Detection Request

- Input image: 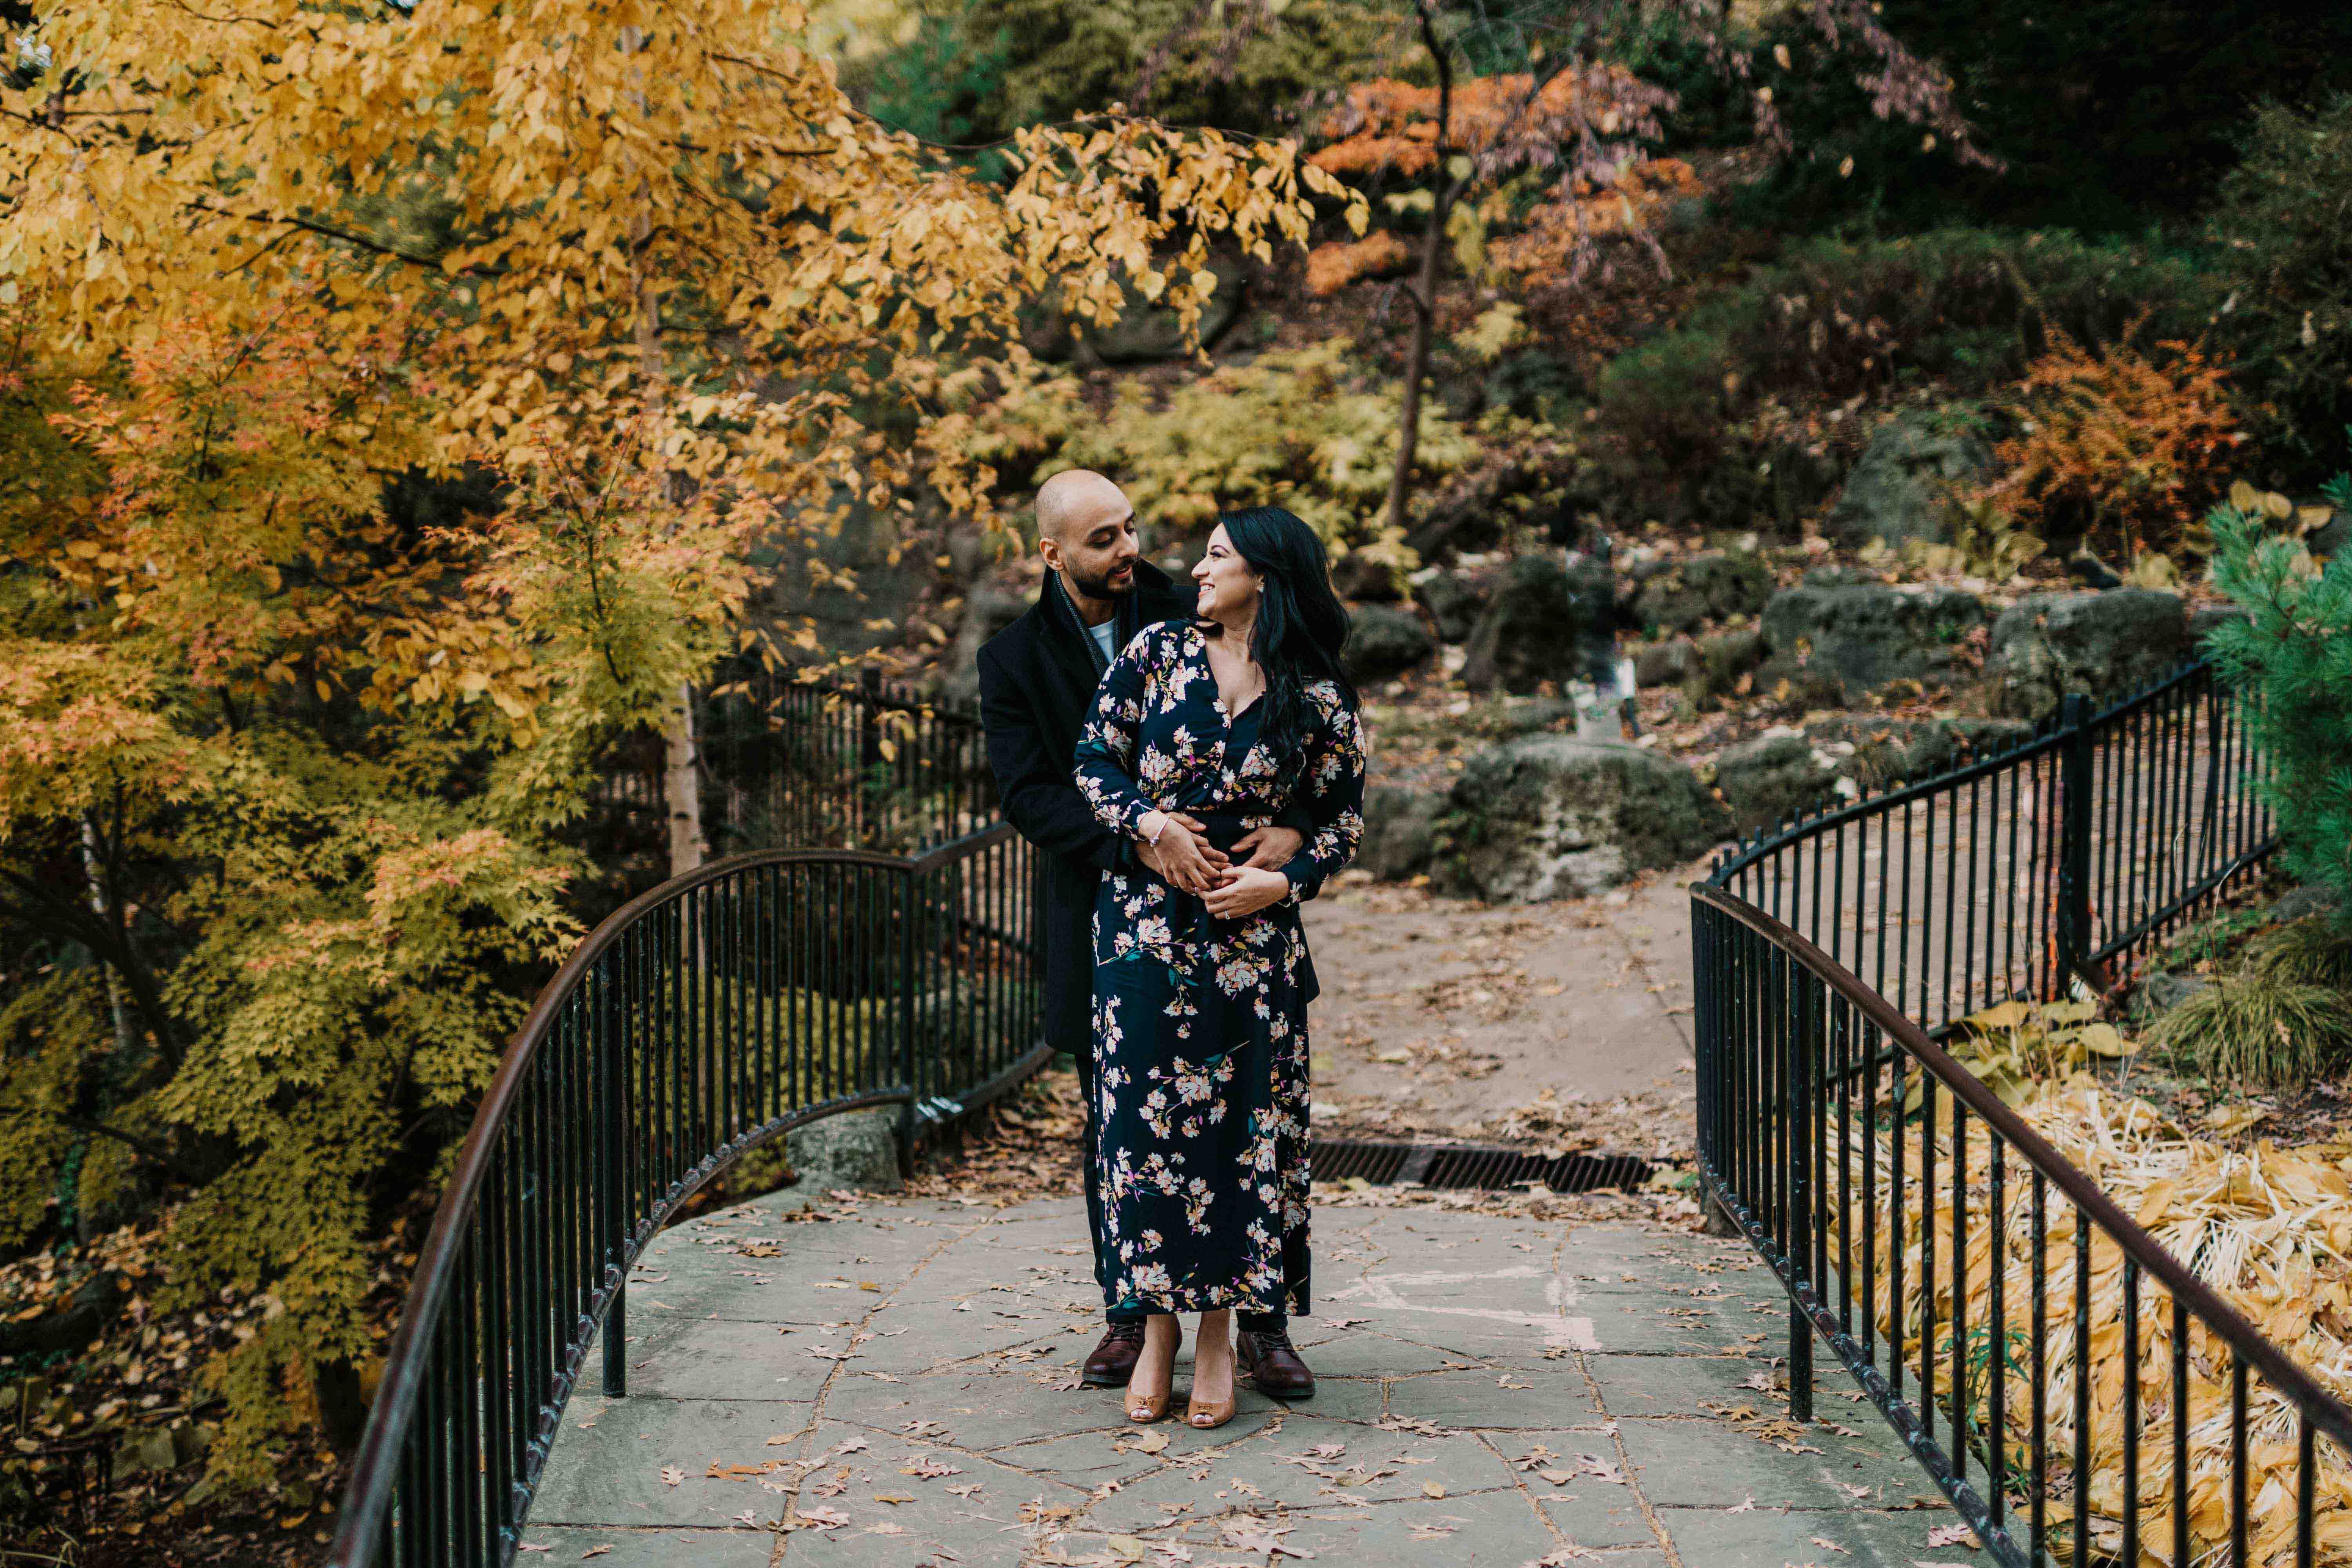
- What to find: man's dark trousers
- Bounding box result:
[975,562,1291,1333]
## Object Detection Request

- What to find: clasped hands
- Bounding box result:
[1134,811,1301,918]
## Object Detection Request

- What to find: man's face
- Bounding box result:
[1049,501,1141,600]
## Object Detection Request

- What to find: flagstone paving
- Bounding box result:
[531,1190,1968,1566]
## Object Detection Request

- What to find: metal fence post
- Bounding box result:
[1788,962,1815,1423]
[896,873,919,1180]
[2056,693,2094,989]
[598,964,629,1400]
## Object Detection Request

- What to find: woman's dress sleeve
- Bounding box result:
[1278,686,1366,898]
[1073,632,1156,842]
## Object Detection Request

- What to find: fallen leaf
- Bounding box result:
[580,1551,612,1562]
[1926,1525,1976,1549]
[1422,1481,1446,1498]
[658,1466,684,1488]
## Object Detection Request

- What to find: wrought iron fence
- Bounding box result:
[586,666,996,868]
[324,827,1041,1568]
[1693,659,2352,1565]
[1711,660,2275,1037]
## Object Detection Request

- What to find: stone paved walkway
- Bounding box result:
[532,1191,1966,1566]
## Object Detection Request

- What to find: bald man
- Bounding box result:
[976,471,1313,1392]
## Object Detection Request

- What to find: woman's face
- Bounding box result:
[1191,524,1262,622]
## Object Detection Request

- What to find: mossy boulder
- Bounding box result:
[1827,412,1994,549]
[1980,589,2189,719]
[1460,554,1615,694]
[1707,735,1839,835]
[1437,735,1730,902]
[1759,572,1989,701]
[1629,548,1773,635]
[1341,604,1437,681]
[1413,567,1496,644]
[1355,784,1449,881]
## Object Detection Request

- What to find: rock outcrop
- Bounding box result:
[1980,589,2188,719]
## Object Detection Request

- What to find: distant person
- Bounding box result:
[975,471,1314,1397]
[1072,505,1366,1428]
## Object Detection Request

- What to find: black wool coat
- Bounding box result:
[975,562,1315,1060]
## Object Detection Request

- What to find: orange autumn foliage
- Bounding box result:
[1305,229,1415,296]
[1307,70,1650,178]
[1984,326,2245,555]
[1490,156,1704,278]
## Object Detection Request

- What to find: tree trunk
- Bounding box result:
[663,681,706,876]
[623,24,704,881]
[1384,0,1457,542]
[1382,187,1454,542]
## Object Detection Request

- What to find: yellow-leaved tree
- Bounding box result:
[0,0,1362,1481]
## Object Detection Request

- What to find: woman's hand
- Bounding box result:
[1137,811,1225,895]
[1200,864,1290,920]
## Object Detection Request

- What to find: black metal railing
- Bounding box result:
[1711,659,2275,1038]
[324,826,1041,1568]
[1694,659,2352,1564]
[588,666,996,863]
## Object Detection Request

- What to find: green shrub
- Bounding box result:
[2248,917,2352,989]
[2205,473,2352,918]
[1595,230,2217,520]
[2145,969,2352,1087]
[2207,92,2352,481]
[922,0,1406,143]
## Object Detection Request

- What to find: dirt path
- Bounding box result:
[1299,863,1707,1161]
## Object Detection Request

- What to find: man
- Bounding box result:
[976,469,1319,1399]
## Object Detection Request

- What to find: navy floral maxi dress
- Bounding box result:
[1073,619,1367,1317]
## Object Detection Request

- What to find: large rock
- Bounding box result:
[1629,549,1773,636]
[1800,713,2033,790]
[1707,735,1839,834]
[1439,736,1729,903]
[1828,412,1994,549]
[1341,604,1436,681]
[1759,572,1989,701]
[1980,589,2188,719]
[1355,784,1448,881]
[1412,567,1495,644]
[786,1106,904,1194]
[1460,554,1615,694]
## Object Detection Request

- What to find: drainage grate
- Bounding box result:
[1310,1138,1652,1194]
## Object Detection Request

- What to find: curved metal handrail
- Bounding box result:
[327,822,1039,1567]
[1695,883,2352,1452]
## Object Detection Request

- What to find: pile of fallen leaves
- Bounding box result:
[902,1069,1089,1205]
[1836,1074,2352,1565]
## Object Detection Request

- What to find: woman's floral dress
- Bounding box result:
[1073,619,1366,1316]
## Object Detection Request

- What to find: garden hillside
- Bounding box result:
[4,0,2352,1562]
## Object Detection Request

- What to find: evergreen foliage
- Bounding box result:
[2206,91,2352,480]
[2205,459,2352,920]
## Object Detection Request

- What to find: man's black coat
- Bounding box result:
[976,562,1192,1060]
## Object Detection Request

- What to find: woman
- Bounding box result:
[1072,506,1367,1429]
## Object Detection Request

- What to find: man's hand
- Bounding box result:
[1230,824,1305,871]
[1201,864,1292,920]
[1136,812,1226,894]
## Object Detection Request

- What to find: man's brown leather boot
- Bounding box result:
[1237,1326,1315,1398]
[1083,1320,1147,1387]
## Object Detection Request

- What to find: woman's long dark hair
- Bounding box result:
[1203,506,1358,776]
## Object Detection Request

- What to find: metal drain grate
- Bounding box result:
[1310,1138,1651,1194]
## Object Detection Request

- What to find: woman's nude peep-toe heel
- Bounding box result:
[1127,1320,1182,1422]
[1186,1386,1235,1429]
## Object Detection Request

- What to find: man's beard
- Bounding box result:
[1070,561,1136,600]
